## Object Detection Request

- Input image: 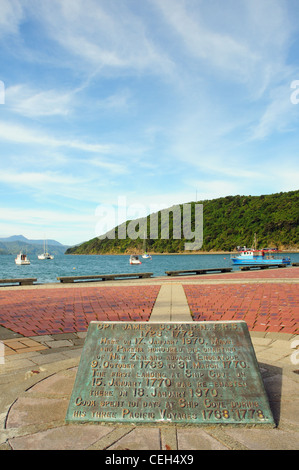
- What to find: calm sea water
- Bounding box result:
[1,253,298,285]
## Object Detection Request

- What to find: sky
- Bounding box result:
[0,0,299,246]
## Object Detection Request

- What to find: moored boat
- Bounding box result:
[130,255,142,265]
[142,232,152,259]
[38,252,54,259]
[231,248,291,266]
[38,239,54,259]
[15,252,30,265]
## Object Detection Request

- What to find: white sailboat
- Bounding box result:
[142,232,152,259]
[38,239,54,260]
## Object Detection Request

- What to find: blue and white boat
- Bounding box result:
[231,248,291,266]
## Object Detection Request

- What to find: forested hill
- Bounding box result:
[66,190,299,254]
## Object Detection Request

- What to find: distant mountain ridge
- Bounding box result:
[0,235,65,246]
[0,235,69,255]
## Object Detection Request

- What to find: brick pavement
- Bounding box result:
[0,267,298,351]
[0,285,161,338]
[184,283,299,334]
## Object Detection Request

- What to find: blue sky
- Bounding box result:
[0,0,299,246]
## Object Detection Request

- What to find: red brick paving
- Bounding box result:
[0,285,161,337]
[0,277,298,338]
[184,283,299,335]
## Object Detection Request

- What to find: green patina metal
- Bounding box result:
[66,321,275,427]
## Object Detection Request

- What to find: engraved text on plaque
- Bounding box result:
[65,321,275,426]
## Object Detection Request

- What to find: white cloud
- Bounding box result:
[268,160,299,193]
[152,0,294,97]
[152,0,257,80]
[6,84,73,117]
[87,157,128,175]
[0,207,96,245]
[0,206,91,225]
[29,0,174,77]
[0,169,80,187]
[0,167,114,204]
[249,85,298,140]
[0,0,24,37]
[95,89,132,111]
[0,120,116,154]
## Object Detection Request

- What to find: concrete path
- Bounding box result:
[0,273,298,450]
[149,283,192,322]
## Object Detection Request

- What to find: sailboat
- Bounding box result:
[38,239,54,260]
[142,231,152,260]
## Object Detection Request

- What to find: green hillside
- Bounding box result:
[66,190,299,254]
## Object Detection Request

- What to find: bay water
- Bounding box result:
[1,252,298,285]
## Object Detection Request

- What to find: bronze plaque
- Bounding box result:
[66,321,275,426]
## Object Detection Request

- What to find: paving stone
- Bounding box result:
[51,333,77,341]
[177,428,229,450]
[107,427,161,451]
[59,349,82,359]
[224,428,299,450]
[0,358,36,373]
[272,339,295,352]
[45,340,73,349]
[160,427,177,451]
[9,424,115,450]
[278,399,299,428]
[29,335,54,343]
[251,337,274,347]
[264,374,299,400]
[29,352,68,365]
[6,397,69,429]
[257,349,292,364]
[27,371,76,396]
[76,332,87,339]
[0,326,22,340]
